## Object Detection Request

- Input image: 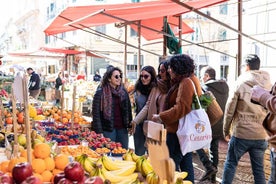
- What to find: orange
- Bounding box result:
[33,173,43,182]
[52,168,63,176]
[44,157,55,171]
[54,154,69,170]
[41,170,53,182]
[0,160,10,173]
[5,117,13,124]
[62,117,69,124]
[32,158,46,174]
[20,149,35,160]
[7,158,23,172]
[34,143,51,159]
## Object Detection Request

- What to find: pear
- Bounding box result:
[36,134,45,143]
[18,134,27,147]
[32,138,43,148]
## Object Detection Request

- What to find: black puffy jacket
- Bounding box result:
[91,87,133,133]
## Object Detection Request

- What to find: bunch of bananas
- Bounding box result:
[75,153,140,183]
[123,150,154,177]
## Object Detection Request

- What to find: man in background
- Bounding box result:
[222,54,272,184]
[27,67,41,99]
[197,66,229,183]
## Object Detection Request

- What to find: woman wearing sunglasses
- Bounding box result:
[152,54,202,183]
[130,60,171,136]
[92,66,133,149]
[132,65,157,155]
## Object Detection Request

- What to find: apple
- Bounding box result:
[53,172,66,184]
[0,174,14,184]
[12,162,33,184]
[84,176,104,184]
[57,178,73,184]
[64,162,84,182]
[21,175,42,184]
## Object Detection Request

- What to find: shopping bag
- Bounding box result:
[177,108,212,156]
[176,78,212,156]
[205,91,223,126]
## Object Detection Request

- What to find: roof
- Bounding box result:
[44,0,228,40]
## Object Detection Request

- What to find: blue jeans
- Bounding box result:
[103,128,129,149]
[197,137,220,168]
[167,133,194,183]
[268,149,276,184]
[133,123,147,156]
[221,136,268,184]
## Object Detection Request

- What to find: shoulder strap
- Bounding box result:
[188,78,202,109]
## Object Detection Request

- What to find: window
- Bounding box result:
[219,3,228,15]
[220,65,229,80]
[130,28,137,37]
[218,29,227,40]
[95,25,106,40]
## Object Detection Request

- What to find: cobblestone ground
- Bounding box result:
[193,140,257,184]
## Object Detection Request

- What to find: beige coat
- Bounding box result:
[133,86,166,124]
[223,70,272,140]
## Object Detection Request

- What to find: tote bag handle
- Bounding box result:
[188,78,202,109]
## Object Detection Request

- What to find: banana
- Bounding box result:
[102,155,135,171]
[146,172,159,184]
[83,157,96,173]
[122,152,133,161]
[108,163,136,176]
[101,155,121,171]
[141,158,153,176]
[102,169,138,183]
[174,171,188,181]
[90,164,105,180]
[131,152,142,162]
[135,156,145,172]
[175,177,184,184]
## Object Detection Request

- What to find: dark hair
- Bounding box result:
[27,67,33,71]
[168,54,195,77]
[101,66,123,87]
[204,66,216,79]
[134,65,157,96]
[157,60,171,81]
[244,54,260,70]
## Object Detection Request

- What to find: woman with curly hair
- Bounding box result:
[133,65,157,155]
[152,54,202,183]
[92,66,132,149]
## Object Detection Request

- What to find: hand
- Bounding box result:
[251,85,267,102]
[224,134,231,142]
[152,114,161,123]
[128,121,137,135]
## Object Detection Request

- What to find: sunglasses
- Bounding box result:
[159,68,166,73]
[113,75,122,79]
[140,74,150,79]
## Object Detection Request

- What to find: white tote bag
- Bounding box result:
[176,79,212,156]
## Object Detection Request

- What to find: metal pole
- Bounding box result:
[124,25,127,82]
[237,0,242,77]
[137,21,141,78]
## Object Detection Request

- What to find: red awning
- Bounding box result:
[40,47,82,55]
[44,0,228,37]
[130,16,193,41]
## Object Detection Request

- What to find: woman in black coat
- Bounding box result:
[92,66,132,149]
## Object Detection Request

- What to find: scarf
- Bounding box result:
[102,84,126,121]
[164,75,184,110]
[157,78,170,94]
